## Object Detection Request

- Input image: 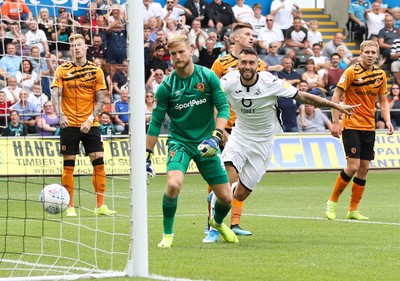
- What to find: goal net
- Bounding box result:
[0,0,142,280]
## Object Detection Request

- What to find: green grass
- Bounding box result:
[1,171,400,280]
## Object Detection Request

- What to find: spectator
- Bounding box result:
[285,16,313,56]
[113,87,129,134]
[101,95,113,114]
[145,91,155,132]
[364,1,385,41]
[51,18,73,53]
[164,18,189,38]
[378,14,398,65]
[5,22,22,44]
[1,0,32,25]
[257,15,284,55]
[307,20,323,46]
[297,104,332,132]
[15,34,31,57]
[160,0,192,27]
[0,26,12,61]
[99,112,115,135]
[277,56,301,87]
[37,8,55,49]
[310,43,330,78]
[80,2,98,30]
[16,59,38,92]
[232,0,254,24]
[322,32,353,58]
[87,35,106,62]
[29,46,50,94]
[248,3,266,38]
[323,53,345,98]
[337,45,355,70]
[348,0,371,47]
[112,60,128,100]
[2,76,21,101]
[207,0,237,36]
[278,94,304,132]
[25,19,50,56]
[143,0,162,26]
[2,110,27,136]
[263,42,284,75]
[56,7,81,30]
[37,101,60,136]
[0,43,22,81]
[183,0,209,28]
[301,58,326,99]
[147,45,169,80]
[148,16,160,42]
[93,58,113,97]
[197,37,226,68]
[11,90,39,134]
[78,19,94,46]
[270,0,299,36]
[96,0,112,17]
[95,15,108,48]
[376,84,400,128]
[187,19,208,57]
[108,4,127,27]
[0,90,19,133]
[392,7,400,29]
[146,68,166,93]
[375,0,389,13]
[27,82,48,111]
[106,10,127,64]
[390,37,400,84]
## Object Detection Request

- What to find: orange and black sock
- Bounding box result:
[62,160,75,207]
[92,158,106,208]
[349,177,366,211]
[329,170,352,202]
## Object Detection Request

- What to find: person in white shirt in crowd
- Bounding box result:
[232,0,254,23]
[364,1,386,41]
[188,19,208,57]
[257,15,284,55]
[285,16,313,56]
[25,19,50,56]
[27,81,48,111]
[143,0,162,26]
[146,68,166,93]
[309,43,330,78]
[161,0,192,26]
[2,76,21,102]
[307,20,323,46]
[297,103,332,132]
[270,0,299,36]
[248,3,265,38]
[16,59,38,92]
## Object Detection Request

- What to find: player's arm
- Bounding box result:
[92,89,106,120]
[295,89,358,115]
[378,92,394,135]
[51,86,68,128]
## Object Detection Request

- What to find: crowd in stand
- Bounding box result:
[2,0,400,137]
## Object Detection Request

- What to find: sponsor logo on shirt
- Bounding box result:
[175,98,207,110]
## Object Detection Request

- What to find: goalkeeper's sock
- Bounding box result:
[62,160,75,206]
[162,193,178,234]
[92,158,106,208]
[349,177,366,211]
[207,185,212,219]
[329,170,352,202]
[231,197,244,226]
[214,199,231,224]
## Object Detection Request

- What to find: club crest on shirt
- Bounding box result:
[375,78,381,86]
[170,151,176,158]
[195,82,205,92]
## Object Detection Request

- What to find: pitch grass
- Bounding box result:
[1,171,400,281]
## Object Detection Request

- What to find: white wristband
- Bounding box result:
[87,115,94,123]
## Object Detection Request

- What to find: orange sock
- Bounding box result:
[231,197,244,226]
[92,160,106,208]
[349,177,366,211]
[329,170,352,202]
[62,164,75,207]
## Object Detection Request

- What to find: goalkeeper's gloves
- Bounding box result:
[198,129,223,158]
[146,149,156,177]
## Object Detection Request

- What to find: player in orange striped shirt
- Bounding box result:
[204,23,266,241]
[52,34,116,217]
[325,40,394,221]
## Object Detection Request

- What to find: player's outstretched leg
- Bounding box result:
[203,191,219,243]
[230,182,251,235]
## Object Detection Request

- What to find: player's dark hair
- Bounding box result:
[239,48,257,56]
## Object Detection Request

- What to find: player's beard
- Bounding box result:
[173,58,190,70]
[239,68,257,82]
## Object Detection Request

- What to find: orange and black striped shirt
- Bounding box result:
[52,61,107,127]
[211,53,266,129]
[338,63,387,131]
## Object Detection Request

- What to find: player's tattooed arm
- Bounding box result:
[93,89,106,119]
[51,87,63,115]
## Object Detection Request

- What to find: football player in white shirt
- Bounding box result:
[204,48,359,243]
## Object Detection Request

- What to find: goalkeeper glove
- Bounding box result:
[146,149,156,177]
[198,129,223,158]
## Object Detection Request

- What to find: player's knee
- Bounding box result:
[92,157,104,166]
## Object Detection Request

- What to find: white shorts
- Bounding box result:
[221,133,273,191]
[391,60,400,73]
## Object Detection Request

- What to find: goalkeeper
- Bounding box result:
[146,34,238,248]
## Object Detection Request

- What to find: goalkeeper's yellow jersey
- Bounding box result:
[211,53,266,129]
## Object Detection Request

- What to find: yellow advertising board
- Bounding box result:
[0,132,399,176]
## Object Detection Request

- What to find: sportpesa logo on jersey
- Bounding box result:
[175,98,207,110]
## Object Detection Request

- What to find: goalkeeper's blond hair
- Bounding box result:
[167,34,190,49]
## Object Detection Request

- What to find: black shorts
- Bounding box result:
[342,129,375,161]
[60,127,103,155]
